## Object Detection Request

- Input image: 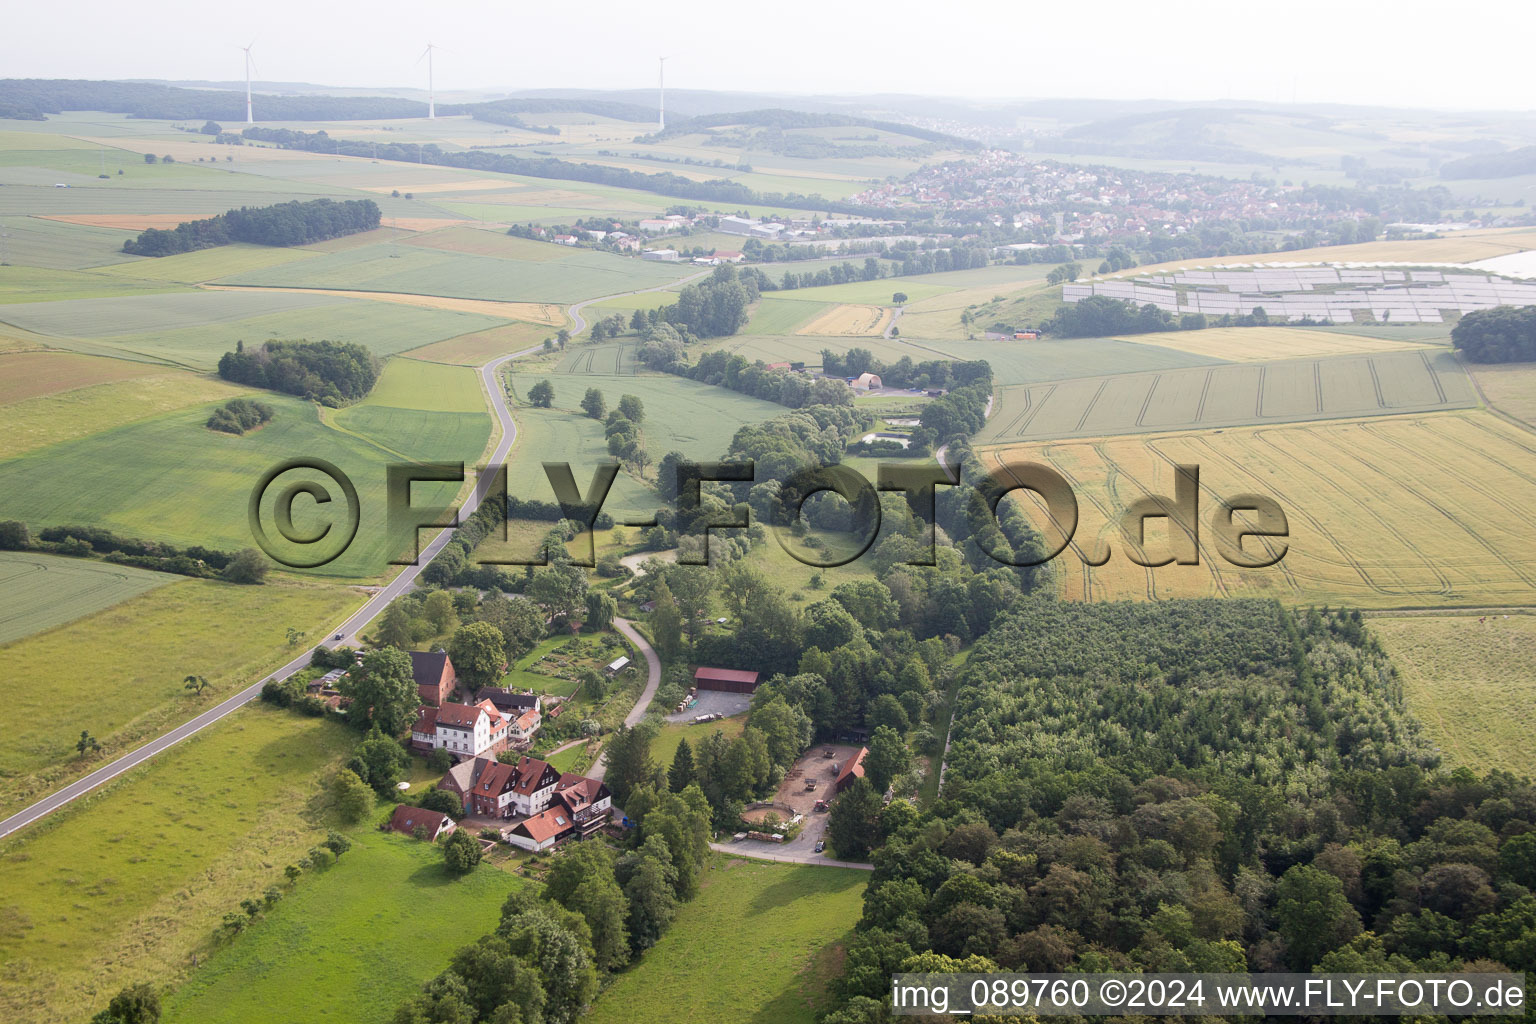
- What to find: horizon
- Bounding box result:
[5,0,1535,113]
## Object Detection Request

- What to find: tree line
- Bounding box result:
[0,521,266,583]
[817,598,1536,1024]
[122,198,380,256]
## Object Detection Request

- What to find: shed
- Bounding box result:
[693,666,760,694]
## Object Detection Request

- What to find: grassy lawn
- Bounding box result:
[0,550,175,645]
[162,830,525,1024]
[1371,613,1536,777]
[585,854,866,1024]
[0,577,362,816]
[0,706,356,1024]
[650,714,748,775]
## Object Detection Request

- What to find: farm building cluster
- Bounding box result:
[1063,266,1536,324]
[392,650,617,852]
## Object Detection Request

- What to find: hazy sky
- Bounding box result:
[4,0,1533,111]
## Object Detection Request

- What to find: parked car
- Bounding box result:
[814,840,825,853]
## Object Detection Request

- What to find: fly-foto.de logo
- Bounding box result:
[247,458,1288,571]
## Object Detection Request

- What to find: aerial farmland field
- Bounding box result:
[744,295,830,335]
[978,409,1536,607]
[0,372,249,457]
[1370,613,1536,778]
[0,707,356,1024]
[0,393,463,578]
[0,292,505,369]
[584,855,866,1024]
[0,577,363,814]
[218,238,697,303]
[795,302,892,337]
[401,320,553,364]
[978,348,1476,443]
[161,831,525,1024]
[1111,325,1444,361]
[0,550,174,645]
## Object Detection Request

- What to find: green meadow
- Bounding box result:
[0,707,357,1024]
[0,292,503,369]
[220,239,697,303]
[0,392,465,577]
[585,854,866,1024]
[0,550,174,645]
[162,830,525,1024]
[0,577,362,816]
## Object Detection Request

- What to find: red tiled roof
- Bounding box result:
[835,747,868,790]
[512,756,557,795]
[474,760,516,796]
[512,807,572,844]
[389,804,451,839]
[693,667,759,685]
[515,708,540,731]
[412,706,439,736]
[436,699,501,730]
[554,773,609,814]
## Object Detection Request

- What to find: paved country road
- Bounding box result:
[586,616,662,783]
[0,270,702,843]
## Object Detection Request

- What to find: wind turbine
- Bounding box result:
[240,42,257,124]
[418,43,439,119]
[657,56,667,131]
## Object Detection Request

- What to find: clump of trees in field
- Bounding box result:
[655,264,755,338]
[817,599,1536,1023]
[1452,305,1536,362]
[205,397,273,434]
[217,339,379,405]
[121,198,380,256]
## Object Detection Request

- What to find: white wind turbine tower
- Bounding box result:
[418,43,439,119]
[657,56,667,131]
[241,42,258,124]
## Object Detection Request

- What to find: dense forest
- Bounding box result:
[1451,305,1536,362]
[217,339,379,405]
[1441,145,1536,180]
[818,598,1536,1024]
[122,198,381,256]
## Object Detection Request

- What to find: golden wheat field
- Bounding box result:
[796,303,892,337]
[1467,361,1536,429]
[978,409,1536,607]
[1115,326,1440,362]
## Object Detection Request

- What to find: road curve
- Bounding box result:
[587,616,662,783]
[0,267,698,843]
